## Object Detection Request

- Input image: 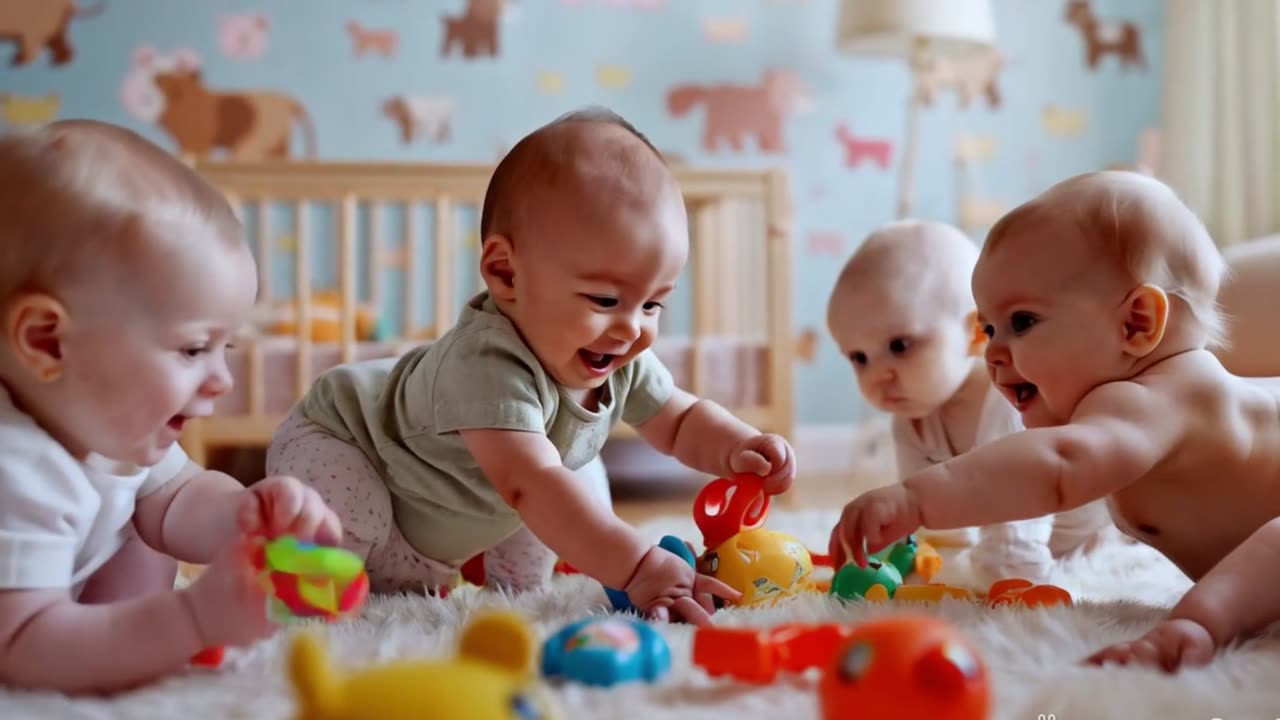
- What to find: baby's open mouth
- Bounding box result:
[579,350,615,371]
[167,415,188,431]
[1013,383,1038,405]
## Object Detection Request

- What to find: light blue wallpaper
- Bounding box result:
[0,0,1165,425]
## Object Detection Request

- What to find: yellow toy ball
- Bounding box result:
[692,474,814,607]
[288,610,560,720]
[698,527,814,607]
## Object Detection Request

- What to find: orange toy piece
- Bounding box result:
[986,578,1073,608]
[692,623,856,684]
[893,583,974,603]
[819,615,990,720]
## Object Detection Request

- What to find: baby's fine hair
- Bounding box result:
[828,219,980,326]
[479,106,667,241]
[984,171,1228,347]
[0,119,241,302]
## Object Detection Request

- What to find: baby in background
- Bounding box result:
[825,220,1111,584]
[266,107,796,625]
[830,170,1280,672]
[0,120,341,694]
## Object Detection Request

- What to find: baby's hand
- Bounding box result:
[181,538,274,649]
[237,475,342,544]
[728,433,796,494]
[827,483,922,568]
[623,546,741,626]
[1084,618,1216,673]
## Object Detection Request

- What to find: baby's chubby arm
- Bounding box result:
[134,463,342,563]
[461,428,739,623]
[831,381,1177,564]
[909,382,1175,528]
[633,388,796,494]
[461,428,651,589]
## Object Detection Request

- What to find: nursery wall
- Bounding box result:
[0,0,1165,428]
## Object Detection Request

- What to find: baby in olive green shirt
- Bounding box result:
[267,107,796,625]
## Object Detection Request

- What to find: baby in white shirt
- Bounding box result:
[0,120,340,694]
[826,220,1111,583]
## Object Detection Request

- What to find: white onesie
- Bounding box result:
[892,383,1111,583]
[0,385,189,599]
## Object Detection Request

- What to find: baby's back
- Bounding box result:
[1106,351,1280,579]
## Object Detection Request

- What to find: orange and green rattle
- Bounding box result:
[251,535,369,623]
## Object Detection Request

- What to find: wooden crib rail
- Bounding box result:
[184,159,793,466]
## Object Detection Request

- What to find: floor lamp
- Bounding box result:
[836,0,999,219]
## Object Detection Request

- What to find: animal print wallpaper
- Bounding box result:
[0,0,1165,427]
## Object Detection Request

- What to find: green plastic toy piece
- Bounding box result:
[263,536,364,580]
[829,557,904,600]
[874,534,918,579]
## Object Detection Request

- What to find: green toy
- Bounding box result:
[875,534,919,579]
[829,557,903,601]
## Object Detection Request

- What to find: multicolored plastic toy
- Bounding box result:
[819,615,990,720]
[287,610,560,720]
[693,474,813,607]
[252,535,369,624]
[541,616,671,687]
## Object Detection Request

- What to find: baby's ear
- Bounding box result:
[965,310,986,357]
[6,294,67,383]
[1119,283,1168,357]
[479,233,517,301]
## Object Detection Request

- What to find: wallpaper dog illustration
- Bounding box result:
[151,58,317,160]
[0,0,104,67]
[913,46,1004,109]
[666,69,813,153]
[382,95,455,144]
[347,19,398,58]
[441,0,510,59]
[834,123,892,170]
[1064,0,1145,71]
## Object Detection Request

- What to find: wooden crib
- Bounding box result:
[179,159,794,467]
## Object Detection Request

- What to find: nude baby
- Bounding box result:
[826,219,1110,584]
[268,108,796,625]
[829,170,1280,672]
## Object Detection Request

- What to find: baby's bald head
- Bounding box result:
[0,119,242,308]
[828,220,980,331]
[480,107,679,254]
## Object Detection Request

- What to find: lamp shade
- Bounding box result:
[836,0,997,58]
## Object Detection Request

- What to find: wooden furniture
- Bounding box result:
[180,160,794,466]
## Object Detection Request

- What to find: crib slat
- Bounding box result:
[764,170,793,443]
[435,195,454,336]
[294,200,312,398]
[248,335,264,416]
[691,202,718,397]
[257,197,272,302]
[339,194,358,364]
[404,201,418,337]
[368,199,383,319]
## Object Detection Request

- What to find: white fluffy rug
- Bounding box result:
[5,509,1280,720]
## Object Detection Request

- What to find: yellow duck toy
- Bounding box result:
[288,610,561,720]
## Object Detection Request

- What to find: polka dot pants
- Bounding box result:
[266,407,557,595]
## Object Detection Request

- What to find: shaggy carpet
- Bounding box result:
[4,509,1280,720]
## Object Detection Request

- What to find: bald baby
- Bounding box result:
[268,106,797,626]
[826,219,1110,583]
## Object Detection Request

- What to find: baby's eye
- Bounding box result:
[1009,312,1038,334]
[887,337,912,356]
[181,346,208,359]
[642,301,665,312]
[585,295,618,308]
[982,324,995,339]
[849,350,868,366]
